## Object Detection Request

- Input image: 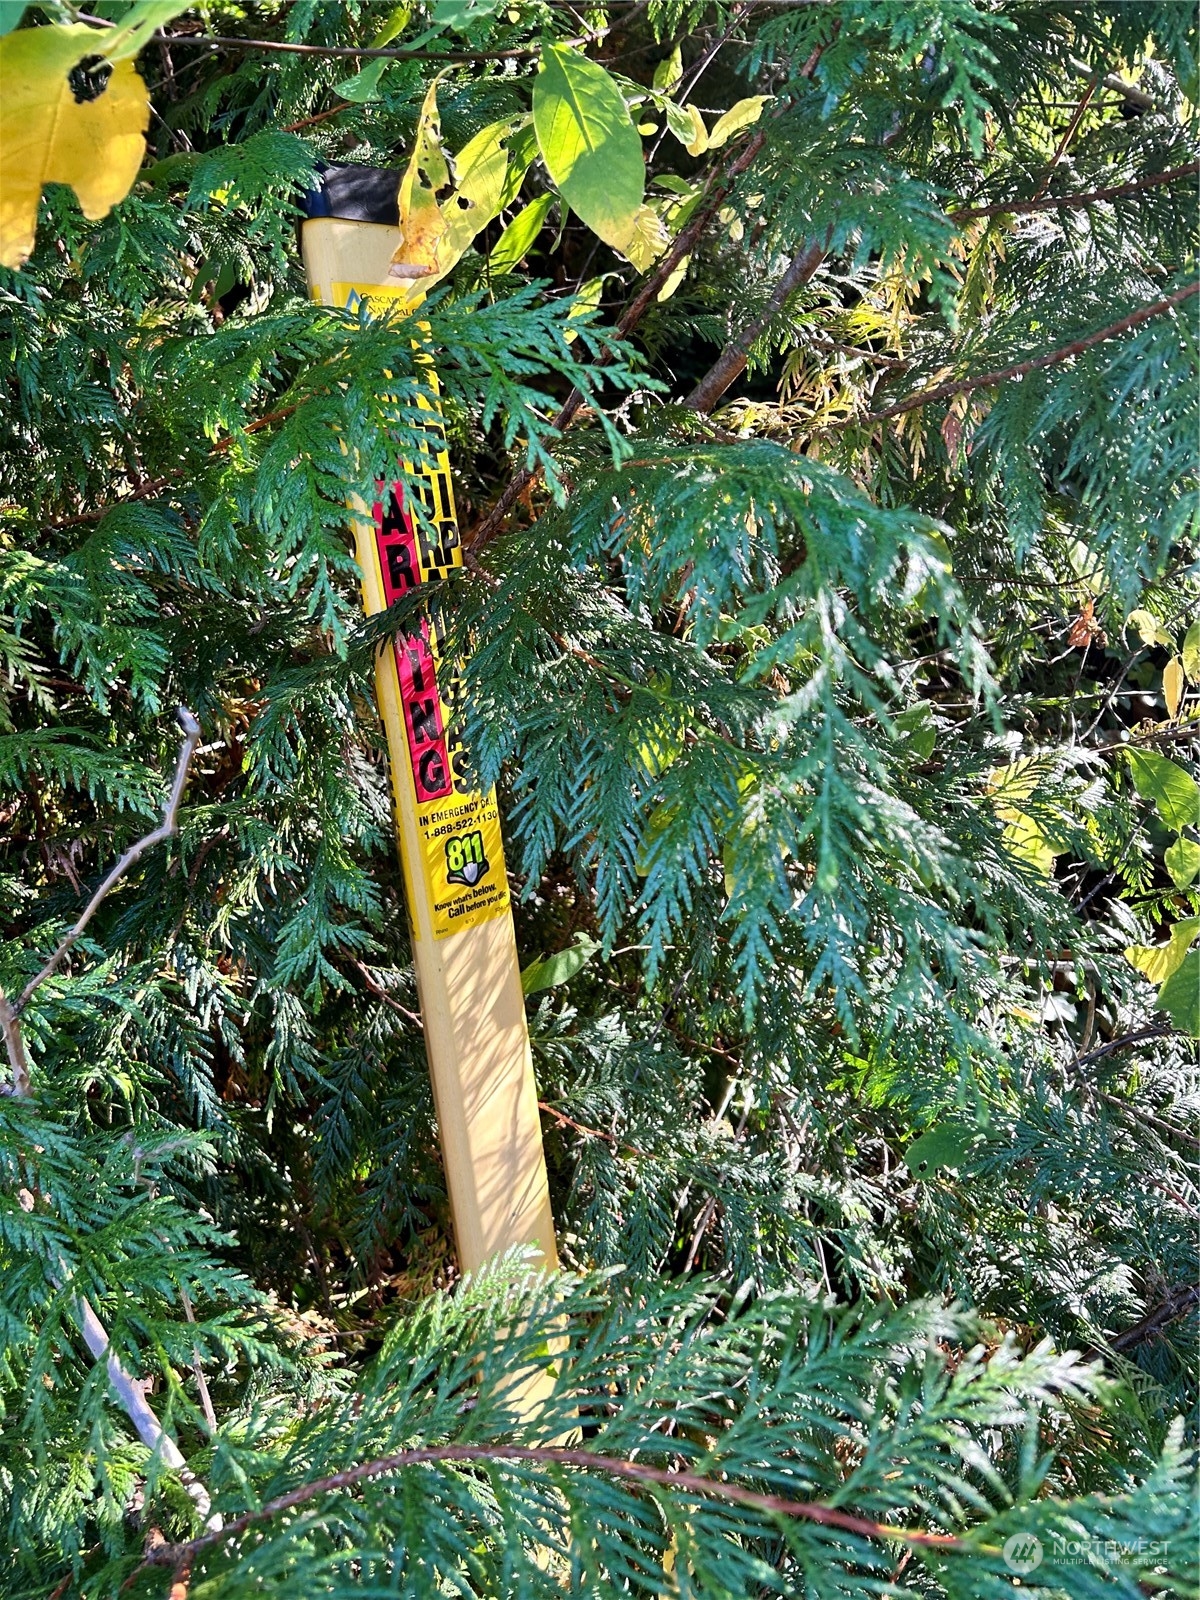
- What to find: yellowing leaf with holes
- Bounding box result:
[1183,620,1200,682]
[390,83,519,292]
[391,78,451,282]
[0,23,150,268]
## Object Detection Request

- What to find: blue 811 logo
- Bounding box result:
[444,828,488,887]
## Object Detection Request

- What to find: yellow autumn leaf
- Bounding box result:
[620,201,670,270]
[391,77,451,283]
[564,274,607,343]
[1125,916,1200,986]
[0,23,150,269]
[998,807,1061,876]
[987,759,1041,806]
[656,251,690,302]
[1164,656,1185,719]
[707,95,769,150]
[391,83,518,293]
[683,103,709,157]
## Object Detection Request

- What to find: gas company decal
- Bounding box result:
[331,280,510,940]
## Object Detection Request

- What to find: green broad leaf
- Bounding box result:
[1158,948,1200,1037]
[652,42,682,90]
[904,1121,977,1177]
[433,0,503,32]
[894,704,937,759]
[533,43,644,251]
[496,119,536,208]
[1125,917,1200,986]
[1126,608,1173,649]
[371,4,412,46]
[333,59,390,102]
[102,2,192,61]
[488,191,555,276]
[662,99,699,147]
[0,6,26,37]
[1126,749,1200,834]
[1183,620,1200,682]
[520,933,600,995]
[1165,836,1200,889]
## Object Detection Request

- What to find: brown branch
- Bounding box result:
[351,958,422,1026]
[464,130,768,554]
[1071,1024,1174,1071]
[1031,73,1100,203]
[13,708,202,1017]
[154,31,571,64]
[0,989,31,1096]
[685,238,827,413]
[0,711,217,1526]
[1110,1284,1200,1353]
[138,1439,969,1582]
[951,160,1200,222]
[847,280,1199,428]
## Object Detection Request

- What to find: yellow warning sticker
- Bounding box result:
[330,278,511,940]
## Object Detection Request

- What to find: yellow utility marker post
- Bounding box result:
[302,165,558,1277]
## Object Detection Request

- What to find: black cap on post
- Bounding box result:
[303,163,400,226]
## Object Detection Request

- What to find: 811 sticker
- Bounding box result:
[331,278,512,941]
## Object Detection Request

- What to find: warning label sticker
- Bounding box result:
[331,278,511,940]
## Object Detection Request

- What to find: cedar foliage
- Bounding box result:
[0,2,1197,1596]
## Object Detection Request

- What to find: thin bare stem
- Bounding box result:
[844,280,1199,429]
[951,160,1200,222]
[685,238,827,413]
[1,710,219,1528]
[15,708,202,1016]
[465,131,767,553]
[137,1439,970,1583]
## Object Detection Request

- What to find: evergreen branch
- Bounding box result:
[952,160,1200,222]
[138,1440,970,1582]
[1110,1284,1200,1352]
[685,238,828,413]
[0,711,219,1528]
[847,281,1200,427]
[465,131,767,552]
[12,709,202,1017]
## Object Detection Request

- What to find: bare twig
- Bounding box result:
[1031,72,1101,202]
[1071,1024,1174,1071]
[951,160,1200,222]
[685,238,827,413]
[1067,55,1157,111]
[14,708,202,1017]
[0,988,31,1096]
[351,958,423,1026]
[465,131,768,553]
[843,280,1199,429]
[136,1439,969,1583]
[1109,1284,1200,1353]
[1,710,219,1529]
[153,30,585,64]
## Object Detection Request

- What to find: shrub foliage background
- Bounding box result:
[0,1,1197,1595]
